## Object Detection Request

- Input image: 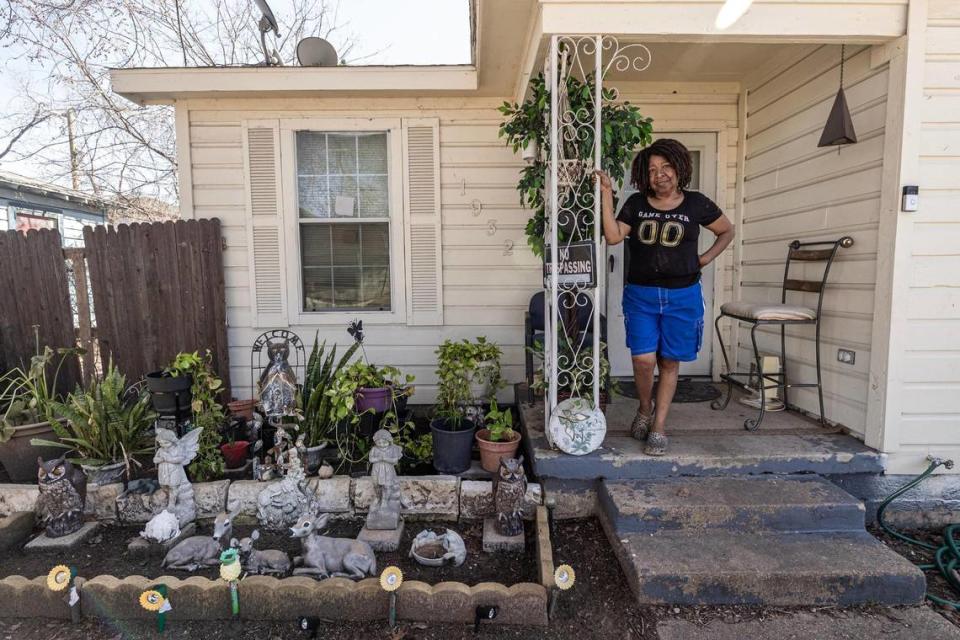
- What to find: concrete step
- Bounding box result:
[600,522,926,606]
[600,476,866,534]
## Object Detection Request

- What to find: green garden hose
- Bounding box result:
[877,456,960,609]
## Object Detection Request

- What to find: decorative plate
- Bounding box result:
[548,397,606,455]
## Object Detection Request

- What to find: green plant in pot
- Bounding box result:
[32,360,155,484]
[498,71,653,257]
[165,350,227,481]
[475,400,521,473]
[0,346,80,482]
[299,333,359,472]
[435,337,503,407]
[429,404,476,475]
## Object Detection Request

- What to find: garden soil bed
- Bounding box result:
[0,519,954,639]
[868,524,960,628]
[0,519,535,586]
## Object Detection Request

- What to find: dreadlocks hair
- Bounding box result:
[630,138,693,196]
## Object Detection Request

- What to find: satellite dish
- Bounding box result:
[253,0,282,66]
[297,38,339,67]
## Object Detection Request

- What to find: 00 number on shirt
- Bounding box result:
[636,220,685,248]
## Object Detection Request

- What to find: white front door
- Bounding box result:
[605,132,719,377]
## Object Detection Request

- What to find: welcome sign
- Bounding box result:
[543,241,596,288]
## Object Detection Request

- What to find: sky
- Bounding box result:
[0,0,472,180]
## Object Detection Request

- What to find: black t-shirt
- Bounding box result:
[615,190,723,288]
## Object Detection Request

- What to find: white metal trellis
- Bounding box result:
[544,35,652,438]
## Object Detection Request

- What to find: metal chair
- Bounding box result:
[712,236,854,430]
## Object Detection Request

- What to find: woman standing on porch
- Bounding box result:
[596,138,734,456]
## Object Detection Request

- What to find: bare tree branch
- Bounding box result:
[0,0,367,220]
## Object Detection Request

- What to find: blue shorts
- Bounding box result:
[622,281,705,361]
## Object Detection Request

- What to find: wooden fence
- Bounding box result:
[84,219,230,393]
[0,228,82,393]
[0,219,229,396]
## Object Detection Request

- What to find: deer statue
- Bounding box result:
[231,529,291,576]
[161,502,240,572]
[289,509,376,580]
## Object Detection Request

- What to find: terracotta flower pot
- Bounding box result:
[475,428,521,473]
[220,441,250,469]
[227,399,256,421]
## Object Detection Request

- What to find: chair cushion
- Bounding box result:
[721,302,817,321]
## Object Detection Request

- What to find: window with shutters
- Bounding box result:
[295,131,393,312]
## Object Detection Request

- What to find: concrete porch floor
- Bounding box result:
[520,387,884,480]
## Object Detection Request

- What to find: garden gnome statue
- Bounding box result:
[142,427,203,540]
[258,341,298,418]
[366,429,402,530]
[35,455,87,538]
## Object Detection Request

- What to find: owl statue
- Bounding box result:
[35,455,87,538]
[493,456,527,537]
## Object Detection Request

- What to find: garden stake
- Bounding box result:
[549,564,576,619]
[46,565,79,623]
[379,566,403,628]
[139,584,171,632]
[220,548,242,618]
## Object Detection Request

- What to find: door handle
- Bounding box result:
[609,255,615,273]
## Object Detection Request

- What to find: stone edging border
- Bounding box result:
[0,507,556,627]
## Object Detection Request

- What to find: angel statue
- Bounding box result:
[142,428,203,541]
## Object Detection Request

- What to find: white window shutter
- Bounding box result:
[244,121,287,327]
[403,118,443,326]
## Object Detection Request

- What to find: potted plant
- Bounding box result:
[32,360,155,484]
[435,337,503,406]
[475,400,521,473]
[0,346,77,482]
[220,434,250,469]
[226,398,256,421]
[300,333,359,472]
[165,351,227,482]
[145,369,192,417]
[429,406,476,475]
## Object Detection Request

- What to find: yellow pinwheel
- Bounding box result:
[554,564,576,591]
[379,566,403,592]
[139,589,166,612]
[46,565,72,592]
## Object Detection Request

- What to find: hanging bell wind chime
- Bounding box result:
[818,44,858,148]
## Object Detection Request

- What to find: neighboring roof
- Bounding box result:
[0,170,107,211]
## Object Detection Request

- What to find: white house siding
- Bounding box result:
[182,85,740,403]
[740,45,889,438]
[889,0,960,471]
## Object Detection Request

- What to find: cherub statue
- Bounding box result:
[366,429,402,530]
[151,427,202,529]
[258,341,298,418]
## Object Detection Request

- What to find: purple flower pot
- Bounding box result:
[355,386,392,413]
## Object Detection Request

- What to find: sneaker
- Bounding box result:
[630,408,654,441]
[644,432,668,456]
